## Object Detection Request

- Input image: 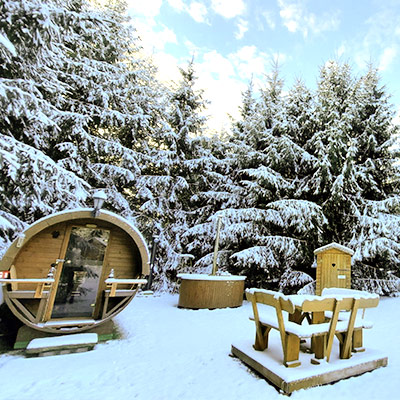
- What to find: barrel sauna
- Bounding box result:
[0,209,149,333]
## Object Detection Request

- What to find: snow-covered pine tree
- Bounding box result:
[181,133,239,276]
[184,66,324,291]
[0,0,171,256]
[131,60,211,291]
[346,65,400,294]
[301,61,400,295]
[0,0,92,254]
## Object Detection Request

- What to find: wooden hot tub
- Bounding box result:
[177,273,246,309]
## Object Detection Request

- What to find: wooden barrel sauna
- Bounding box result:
[0,209,149,333]
[177,273,246,309]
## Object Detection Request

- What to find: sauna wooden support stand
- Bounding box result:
[177,274,246,309]
[1,277,147,333]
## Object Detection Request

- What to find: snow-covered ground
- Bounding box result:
[0,294,398,400]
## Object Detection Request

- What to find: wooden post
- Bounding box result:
[211,216,222,276]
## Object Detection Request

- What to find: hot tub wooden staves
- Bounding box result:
[0,209,149,333]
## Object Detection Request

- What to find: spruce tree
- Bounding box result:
[131,60,210,290]
[185,68,323,291]
[298,61,400,295]
[0,0,170,256]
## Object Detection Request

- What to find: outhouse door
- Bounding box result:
[320,251,351,289]
[51,226,110,318]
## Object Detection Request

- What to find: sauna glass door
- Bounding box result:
[51,227,110,318]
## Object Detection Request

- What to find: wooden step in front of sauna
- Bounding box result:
[26,333,98,357]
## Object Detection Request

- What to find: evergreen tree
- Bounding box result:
[132,60,210,291]
[298,61,400,295]
[185,67,323,291]
[0,0,170,255]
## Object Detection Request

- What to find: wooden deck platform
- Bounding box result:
[231,339,387,394]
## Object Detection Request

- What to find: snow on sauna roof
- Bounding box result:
[314,242,354,256]
[26,207,148,246]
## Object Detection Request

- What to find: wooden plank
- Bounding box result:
[43,224,72,321]
[35,298,48,323]
[311,311,326,359]
[105,278,147,284]
[26,333,98,356]
[102,295,132,319]
[0,278,54,283]
[284,334,301,368]
[10,265,18,291]
[8,291,50,299]
[41,319,95,328]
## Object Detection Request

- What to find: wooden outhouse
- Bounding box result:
[0,209,149,334]
[314,243,354,295]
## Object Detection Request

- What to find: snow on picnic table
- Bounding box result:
[0,294,399,400]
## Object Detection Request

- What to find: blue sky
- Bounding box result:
[126,0,400,132]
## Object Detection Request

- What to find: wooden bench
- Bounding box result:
[246,288,378,367]
[321,287,379,358]
[102,277,147,318]
[0,265,55,323]
[246,289,340,367]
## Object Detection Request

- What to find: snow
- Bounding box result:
[26,333,98,350]
[0,294,398,400]
[314,242,355,256]
[0,32,16,56]
[177,273,246,281]
[105,278,148,284]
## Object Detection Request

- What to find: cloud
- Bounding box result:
[262,11,276,30]
[229,45,272,82]
[235,18,248,39]
[336,44,346,58]
[188,2,209,23]
[151,52,181,83]
[201,50,236,78]
[211,0,246,19]
[133,20,177,52]
[379,47,397,71]
[126,0,162,17]
[194,53,246,131]
[278,0,340,38]
[350,6,400,72]
[166,0,209,24]
[167,0,185,12]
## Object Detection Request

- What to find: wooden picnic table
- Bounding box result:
[287,294,335,360]
[246,288,379,368]
[286,291,379,361]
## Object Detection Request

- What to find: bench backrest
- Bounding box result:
[246,289,296,352]
[301,297,336,313]
[247,289,295,314]
[321,287,380,311]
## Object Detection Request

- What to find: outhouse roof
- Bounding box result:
[313,242,354,256]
